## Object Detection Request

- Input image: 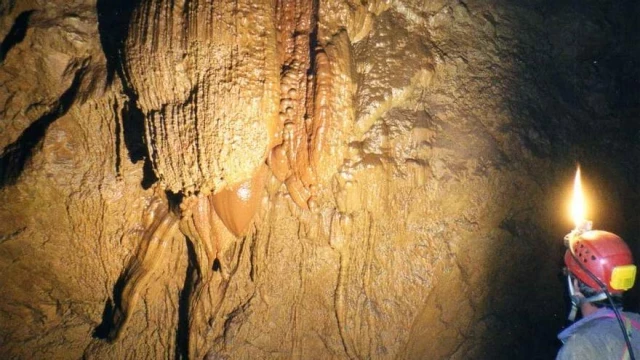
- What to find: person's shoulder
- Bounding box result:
[622,310,640,320]
[621,311,640,333]
[556,330,602,360]
[557,335,580,360]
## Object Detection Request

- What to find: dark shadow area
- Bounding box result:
[93,274,127,340]
[96,0,157,188]
[0,68,84,188]
[307,0,319,74]
[494,0,640,358]
[92,299,115,340]
[175,238,198,360]
[212,258,221,272]
[119,101,147,164]
[485,211,566,360]
[0,10,34,63]
[96,0,138,87]
[165,191,184,214]
[120,100,158,189]
[141,156,159,189]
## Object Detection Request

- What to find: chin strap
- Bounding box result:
[568,301,578,322]
[567,275,608,321]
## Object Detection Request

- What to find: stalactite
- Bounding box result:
[123,0,280,195]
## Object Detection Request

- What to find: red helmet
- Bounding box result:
[564,230,636,294]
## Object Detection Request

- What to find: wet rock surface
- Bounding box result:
[1,0,639,359]
[122,0,280,195]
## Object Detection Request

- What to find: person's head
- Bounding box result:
[564,230,637,308]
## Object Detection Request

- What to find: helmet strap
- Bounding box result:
[583,292,608,304]
[567,274,580,321]
[566,274,608,321]
[568,301,578,321]
[567,274,584,321]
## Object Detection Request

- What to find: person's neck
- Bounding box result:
[580,302,601,317]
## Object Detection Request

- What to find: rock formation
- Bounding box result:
[122,0,280,196]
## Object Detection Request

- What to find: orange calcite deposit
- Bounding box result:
[105,0,367,346]
[269,0,361,210]
[211,165,269,237]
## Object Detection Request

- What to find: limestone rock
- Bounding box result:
[1,0,639,359]
[123,0,280,195]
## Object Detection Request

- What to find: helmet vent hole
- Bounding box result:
[583,258,588,263]
[591,255,596,260]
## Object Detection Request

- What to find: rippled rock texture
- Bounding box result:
[122,0,280,195]
[1,0,638,359]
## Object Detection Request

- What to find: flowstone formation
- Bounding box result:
[102,0,387,358]
[122,0,280,195]
[1,0,639,359]
[106,0,281,350]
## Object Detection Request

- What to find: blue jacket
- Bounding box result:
[557,308,640,360]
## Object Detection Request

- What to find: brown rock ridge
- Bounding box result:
[122,0,280,196]
[96,1,391,358]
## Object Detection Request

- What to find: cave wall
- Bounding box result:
[1,0,639,359]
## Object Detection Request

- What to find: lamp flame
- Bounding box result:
[571,166,586,228]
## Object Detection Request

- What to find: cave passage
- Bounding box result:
[0,0,638,359]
